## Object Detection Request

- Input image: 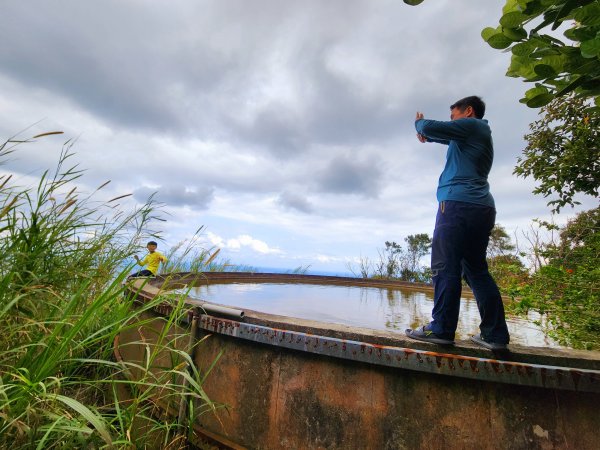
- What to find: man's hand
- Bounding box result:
[134,255,139,261]
[415,111,426,143]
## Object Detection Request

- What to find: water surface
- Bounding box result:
[177,282,561,348]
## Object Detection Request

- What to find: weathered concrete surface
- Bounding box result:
[118,310,600,450]
[193,324,600,450]
[120,273,600,449]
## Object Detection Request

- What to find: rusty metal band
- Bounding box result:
[198,314,600,393]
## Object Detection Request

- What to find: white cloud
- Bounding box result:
[207,232,282,255]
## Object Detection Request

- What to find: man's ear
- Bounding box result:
[466,106,475,117]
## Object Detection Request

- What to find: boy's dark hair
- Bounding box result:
[450,96,486,119]
[147,241,158,246]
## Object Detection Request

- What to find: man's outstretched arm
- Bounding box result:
[415,112,450,145]
[415,112,473,143]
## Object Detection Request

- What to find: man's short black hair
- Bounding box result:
[147,240,158,246]
[450,96,486,119]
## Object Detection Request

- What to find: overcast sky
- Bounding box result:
[1,0,596,274]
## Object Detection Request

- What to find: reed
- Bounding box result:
[0,133,219,448]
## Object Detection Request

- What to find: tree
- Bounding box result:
[488,224,516,258]
[401,233,432,281]
[380,240,403,279]
[351,235,432,282]
[486,224,528,292]
[482,0,600,108]
[551,206,599,268]
[404,0,600,109]
[515,94,600,212]
[514,207,600,349]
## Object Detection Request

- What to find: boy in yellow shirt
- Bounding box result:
[130,241,167,277]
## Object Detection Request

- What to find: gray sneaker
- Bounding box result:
[470,334,508,351]
[405,326,455,345]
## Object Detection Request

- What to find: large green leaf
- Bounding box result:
[525,84,550,99]
[529,47,562,58]
[534,63,558,77]
[540,54,568,71]
[512,40,538,56]
[580,36,600,58]
[522,1,547,17]
[482,27,499,41]
[564,26,600,42]
[573,3,600,27]
[503,26,528,41]
[550,0,593,30]
[507,55,542,80]
[565,55,599,74]
[487,32,514,49]
[502,0,523,14]
[555,75,585,96]
[526,92,555,107]
[500,11,529,28]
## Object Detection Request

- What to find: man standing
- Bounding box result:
[405,96,510,350]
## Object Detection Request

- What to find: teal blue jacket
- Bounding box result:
[415,117,495,208]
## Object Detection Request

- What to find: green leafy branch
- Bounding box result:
[404,0,600,109]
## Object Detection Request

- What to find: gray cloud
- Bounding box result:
[277,191,313,213]
[133,185,214,209]
[231,105,305,158]
[314,152,383,197]
[0,0,473,151]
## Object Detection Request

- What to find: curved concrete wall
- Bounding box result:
[120,273,600,449]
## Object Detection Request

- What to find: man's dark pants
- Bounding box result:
[429,200,510,344]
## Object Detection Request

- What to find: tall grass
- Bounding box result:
[0,132,219,448]
[162,230,231,273]
[160,229,258,274]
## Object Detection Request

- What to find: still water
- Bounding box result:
[178,282,561,348]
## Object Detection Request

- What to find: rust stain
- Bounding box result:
[403,349,414,360]
[490,362,502,374]
[447,358,455,370]
[469,360,479,372]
